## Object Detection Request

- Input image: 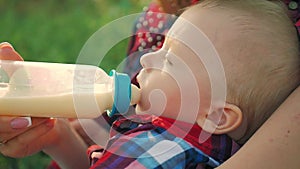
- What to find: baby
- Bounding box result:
[136,0,300,145]
[89,0,300,168]
[1,0,298,168]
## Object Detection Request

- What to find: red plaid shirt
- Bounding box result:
[88,115,239,169]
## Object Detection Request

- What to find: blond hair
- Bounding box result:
[197,0,300,142]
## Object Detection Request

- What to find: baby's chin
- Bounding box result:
[134,103,149,115]
[134,88,151,114]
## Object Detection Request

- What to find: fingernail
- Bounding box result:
[0,45,14,51]
[0,42,13,49]
[10,117,32,129]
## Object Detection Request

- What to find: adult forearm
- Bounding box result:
[43,119,90,169]
[217,86,300,169]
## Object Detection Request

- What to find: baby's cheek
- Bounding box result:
[136,71,177,115]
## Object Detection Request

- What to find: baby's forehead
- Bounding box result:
[170,6,274,66]
[168,2,288,57]
[172,8,242,45]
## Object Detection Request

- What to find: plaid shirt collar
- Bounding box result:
[111,115,240,163]
[151,116,240,163]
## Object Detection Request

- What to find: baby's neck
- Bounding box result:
[227,117,248,144]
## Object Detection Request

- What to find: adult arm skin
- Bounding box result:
[42,119,90,169]
[217,86,300,169]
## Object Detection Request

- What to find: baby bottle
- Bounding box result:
[0,60,140,118]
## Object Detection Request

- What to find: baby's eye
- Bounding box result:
[164,55,173,65]
[164,49,174,65]
[166,58,173,65]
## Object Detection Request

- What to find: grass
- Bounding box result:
[0,0,150,168]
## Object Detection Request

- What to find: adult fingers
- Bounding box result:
[0,118,55,158]
[0,116,49,143]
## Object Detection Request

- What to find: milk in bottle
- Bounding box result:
[0,60,140,118]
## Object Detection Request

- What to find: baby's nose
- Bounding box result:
[140,50,165,70]
[140,52,153,68]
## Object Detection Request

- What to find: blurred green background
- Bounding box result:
[0,0,150,168]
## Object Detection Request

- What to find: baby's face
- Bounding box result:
[135,15,217,123]
[135,5,241,123]
[136,37,211,123]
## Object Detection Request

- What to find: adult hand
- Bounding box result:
[0,117,56,158]
[0,42,57,158]
[0,43,89,169]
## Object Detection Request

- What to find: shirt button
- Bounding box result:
[289,1,298,10]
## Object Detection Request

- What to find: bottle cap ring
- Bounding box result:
[107,70,131,117]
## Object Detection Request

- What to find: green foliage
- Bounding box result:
[0,0,150,168]
[0,153,51,169]
[0,0,149,69]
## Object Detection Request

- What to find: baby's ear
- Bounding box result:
[196,103,242,134]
